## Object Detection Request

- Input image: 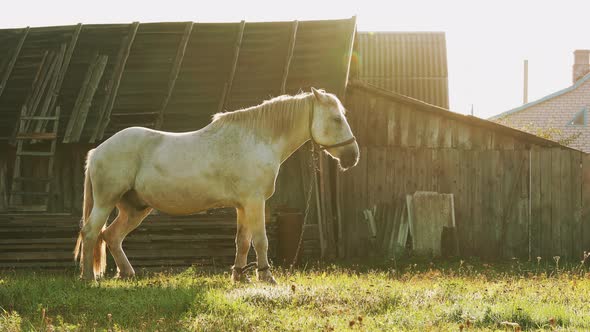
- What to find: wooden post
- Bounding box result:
[219,20,245,113]
[313,153,326,259]
[280,20,298,95]
[0,27,29,99]
[155,22,193,129]
[91,21,139,142]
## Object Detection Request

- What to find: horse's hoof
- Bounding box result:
[231,271,251,284]
[261,276,278,285]
[258,272,278,285]
[79,274,96,282]
[116,271,136,280]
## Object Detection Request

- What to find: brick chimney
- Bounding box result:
[573,50,590,83]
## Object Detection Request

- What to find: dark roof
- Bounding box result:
[351,31,449,109]
[0,18,356,142]
[347,79,581,151]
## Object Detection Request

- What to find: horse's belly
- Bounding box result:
[134,176,236,215]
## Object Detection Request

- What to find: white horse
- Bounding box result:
[74,88,359,283]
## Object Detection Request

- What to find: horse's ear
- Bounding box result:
[311,87,326,103]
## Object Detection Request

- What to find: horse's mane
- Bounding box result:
[211,92,314,139]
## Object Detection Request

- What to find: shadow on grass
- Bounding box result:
[0,268,218,330]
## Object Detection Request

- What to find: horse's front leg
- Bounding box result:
[232,207,252,283]
[247,200,277,284]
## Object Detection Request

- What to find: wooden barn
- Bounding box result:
[342,81,590,261]
[0,18,356,268]
[0,18,587,269]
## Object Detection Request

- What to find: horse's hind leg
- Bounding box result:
[81,204,113,280]
[103,200,152,279]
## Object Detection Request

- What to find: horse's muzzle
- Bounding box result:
[338,146,359,170]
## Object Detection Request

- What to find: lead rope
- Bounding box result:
[289,141,319,271]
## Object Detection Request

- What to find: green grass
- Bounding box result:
[1,259,590,331]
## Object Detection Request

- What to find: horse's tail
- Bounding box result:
[74,149,107,277]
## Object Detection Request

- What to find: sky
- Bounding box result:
[2,0,590,119]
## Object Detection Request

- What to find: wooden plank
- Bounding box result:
[517,150,530,258]
[0,27,29,99]
[560,149,573,259]
[63,54,108,143]
[426,114,440,148]
[551,148,562,256]
[571,151,583,259]
[13,177,52,182]
[4,205,49,212]
[438,116,452,148]
[386,104,397,147]
[19,51,59,135]
[313,155,325,258]
[459,149,473,254]
[280,20,298,95]
[91,22,139,142]
[582,154,590,254]
[17,151,54,157]
[399,104,410,147]
[9,191,51,196]
[34,44,65,131]
[45,106,60,208]
[220,20,245,112]
[375,101,388,147]
[406,105,417,147]
[540,149,553,259]
[337,16,356,100]
[21,50,49,116]
[472,149,483,257]
[16,133,56,140]
[56,23,82,90]
[155,22,193,129]
[322,157,336,258]
[456,122,472,150]
[335,171,344,258]
[529,148,541,259]
[484,150,501,259]
[20,116,59,121]
[500,151,525,258]
[413,109,425,147]
[36,23,82,132]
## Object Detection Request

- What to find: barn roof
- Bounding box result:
[347,79,581,151]
[351,31,449,109]
[0,18,356,142]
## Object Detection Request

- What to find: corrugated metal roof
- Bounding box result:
[352,32,449,109]
[0,18,356,142]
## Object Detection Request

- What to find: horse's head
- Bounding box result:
[310,87,359,170]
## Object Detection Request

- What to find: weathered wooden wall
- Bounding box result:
[0,142,321,267]
[0,213,279,269]
[0,143,90,213]
[342,81,590,261]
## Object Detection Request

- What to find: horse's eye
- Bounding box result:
[332,117,342,124]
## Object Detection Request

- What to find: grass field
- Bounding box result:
[1,258,589,331]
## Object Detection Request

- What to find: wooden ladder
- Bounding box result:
[8,106,60,211]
